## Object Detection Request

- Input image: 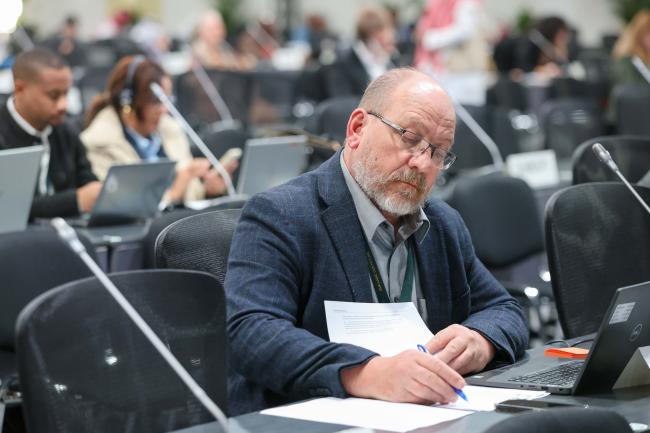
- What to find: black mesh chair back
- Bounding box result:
[486,75,528,112]
[545,182,650,338]
[572,135,650,185]
[448,172,544,268]
[540,98,605,160]
[247,70,299,125]
[155,209,242,286]
[447,105,495,176]
[16,269,227,433]
[144,199,248,269]
[305,96,360,144]
[485,408,632,433]
[0,229,95,380]
[613,83,650,136]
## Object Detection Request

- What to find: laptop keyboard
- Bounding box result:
[508,360,584,387]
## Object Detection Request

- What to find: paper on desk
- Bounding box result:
[261,397,469,433]
[324,301,433,356]
[441,385,549,411]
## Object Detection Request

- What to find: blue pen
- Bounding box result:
[417,344,468,402]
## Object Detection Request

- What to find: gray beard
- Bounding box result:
[351,158,429,218]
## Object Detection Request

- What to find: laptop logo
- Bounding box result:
[630,323,643,342]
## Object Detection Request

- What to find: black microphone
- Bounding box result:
[591,142,650,216]
[51,218,247,433]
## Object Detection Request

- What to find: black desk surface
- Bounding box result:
[173,384,650,433]
[172,341,650,433]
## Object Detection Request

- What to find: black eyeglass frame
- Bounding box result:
[367,111,456,170]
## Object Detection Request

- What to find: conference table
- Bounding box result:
[171,343,650,433]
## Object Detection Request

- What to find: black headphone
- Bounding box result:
[119,55,146,111]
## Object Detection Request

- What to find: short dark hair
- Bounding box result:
[12,47,68,82]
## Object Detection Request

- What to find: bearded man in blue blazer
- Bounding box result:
[225,68,528,415]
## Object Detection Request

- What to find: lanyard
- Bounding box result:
[365,237,415,303]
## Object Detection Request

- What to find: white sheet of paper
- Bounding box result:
[261,397,470,433]
[324,301,433,356]
[441,385,549,412]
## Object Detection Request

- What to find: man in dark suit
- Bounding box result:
[225,68,528,415]
[0,47,100,219]
[326,6,396,98]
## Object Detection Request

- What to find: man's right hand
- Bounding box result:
[76,181,102,213]
[340,349,466,405]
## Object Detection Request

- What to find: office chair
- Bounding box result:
[572,135,650,185]
[545,182,650,338]
[447,172,555,340]
[248,70,298,124]
[484,408,632,433]
[447,105,496,177]
[155,209,243,286]
[613,83,650,136]
[305,96,360,145]
[0,228,95,383]
[143,199,248,269]
[540,98,605,161]
[15,269,227,433]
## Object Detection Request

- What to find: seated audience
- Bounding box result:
[611,10,650,87]
[191,10,256,71]
[81,56,235,205]
[524,16,571,79]
[327,6,396,97]
[40,15,86,68]
[0,47,100,219]
[225,68,528,415]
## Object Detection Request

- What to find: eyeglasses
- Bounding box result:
[368,111,456,170]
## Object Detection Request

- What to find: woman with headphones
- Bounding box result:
[81,55,236,204]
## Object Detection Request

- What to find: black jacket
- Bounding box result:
[0,101,97,219]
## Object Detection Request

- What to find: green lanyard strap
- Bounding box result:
[365,238,415,303]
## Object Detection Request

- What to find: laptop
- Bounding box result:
[72,160,175,227]
[0,145,43,233]
[467,280,650,395]
[236,135,309,196]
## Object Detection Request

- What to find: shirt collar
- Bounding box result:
[340,151,430,245]
[7,96,52,139]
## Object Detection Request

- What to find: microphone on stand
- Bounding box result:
[453,102,505,171]
[591,142,650,216]
[149,82,236,196]
[190,61,239,130]
[50,218,248,433]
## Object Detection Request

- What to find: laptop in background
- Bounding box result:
[71,160,176,227]
[467,280,650,395]
[236,135,309,196]
[0,145,43,234]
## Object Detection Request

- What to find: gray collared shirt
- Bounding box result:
[340,153,430,317]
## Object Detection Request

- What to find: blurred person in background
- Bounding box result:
[326,6,396,98]
[40,15,86,67]
[612,10,650,87]
[0,47,100,218]
[523,16,571,79]
[129,18,171,64]
[414,0,489,75]
[191,10,256,71]
[81,56,236,205]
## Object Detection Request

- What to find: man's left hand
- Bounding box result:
[426,324,496,375]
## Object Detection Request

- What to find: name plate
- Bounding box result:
[506,150,560,188]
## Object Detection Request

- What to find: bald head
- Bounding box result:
[196,10,226,43]
[13,47,68,83]
[359,68,452,117]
